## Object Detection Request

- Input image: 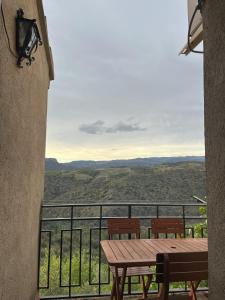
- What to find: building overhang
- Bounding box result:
[180,23,203,55]
[36,0,54,81]
[180,0,203,55]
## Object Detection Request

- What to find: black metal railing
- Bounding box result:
[38,202,207,299]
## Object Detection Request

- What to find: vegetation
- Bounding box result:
[39,249,190,297]
[194,206,208,237]
[40,224,208,298]
[44,162,206,204]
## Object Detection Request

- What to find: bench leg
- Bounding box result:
[189,281,200,300]
[141,274,153,298]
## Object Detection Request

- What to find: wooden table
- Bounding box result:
[101,238,208,300]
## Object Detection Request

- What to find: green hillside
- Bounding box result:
[44,162,206,204]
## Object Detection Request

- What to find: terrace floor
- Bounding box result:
[63,293,208,300]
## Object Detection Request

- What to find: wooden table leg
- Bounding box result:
[115,267,127,300]
[189,280,200,300]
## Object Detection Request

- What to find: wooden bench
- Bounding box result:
[147,251,208,300]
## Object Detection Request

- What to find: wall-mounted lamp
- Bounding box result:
[16,8,42,67]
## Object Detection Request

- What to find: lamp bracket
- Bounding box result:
[16,8,43,68]
[17,8,24,19]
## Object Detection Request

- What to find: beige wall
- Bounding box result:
[203,1,225,299]
[0,1,52,299]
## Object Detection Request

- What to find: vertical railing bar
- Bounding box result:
[79,228,82,286]
[182,205,188,292]
[128,204,132,218]
[182,205,186,238]
[57,229,83,289]
[128,204,132,295]
[148,227,151,239]
[156,204,159,293]
[89,227,111,286]
[98,205,102,295]
[106,219,111,285]
[201,227,204,238]
[37,207,42,290]
[89,228,92,284]
[102,226,110,285]
[107,262,110,285]
[59,230,63,287]
[69,206,74,298]
[47,231,52,289]
[156,205,159,218]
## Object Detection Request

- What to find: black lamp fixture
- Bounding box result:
[16,8,42,67]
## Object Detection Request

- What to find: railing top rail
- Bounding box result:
[42,202,207,208]
[41,216,208,222]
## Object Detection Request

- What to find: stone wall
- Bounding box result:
[0,1,52,299]
[203,1,225,299]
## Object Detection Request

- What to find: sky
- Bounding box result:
[43,0,204,162]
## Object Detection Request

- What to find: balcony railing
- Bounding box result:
[38,202,207,299]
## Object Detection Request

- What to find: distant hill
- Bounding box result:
[45,156,205,171]
[44,161,206,206]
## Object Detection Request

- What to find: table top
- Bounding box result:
[101,238,208,267]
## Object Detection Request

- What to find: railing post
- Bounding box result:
[98,205,102,295]
[47,232,52,290]
[128,204,132,238]
[128,204,132,218]
[128,204,132,295]
[89,228,92,285]
[59,230,63,287]
[156,205,159,218]
[182,205,186,238]
[37,205,42,291]
[69,206,74,298]
[201,227,204,238]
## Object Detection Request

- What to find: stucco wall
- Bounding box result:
[203,1,225,299]
[0,1,51,299]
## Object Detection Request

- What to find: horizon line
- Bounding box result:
[45,154,205,164]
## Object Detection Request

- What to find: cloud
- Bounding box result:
[105,121,146,133]
[79,120,105,134]
[79,120,146,135]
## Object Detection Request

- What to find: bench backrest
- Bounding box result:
[107,218,140,239]
[156,251,208,283]
[151,218,184,238]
